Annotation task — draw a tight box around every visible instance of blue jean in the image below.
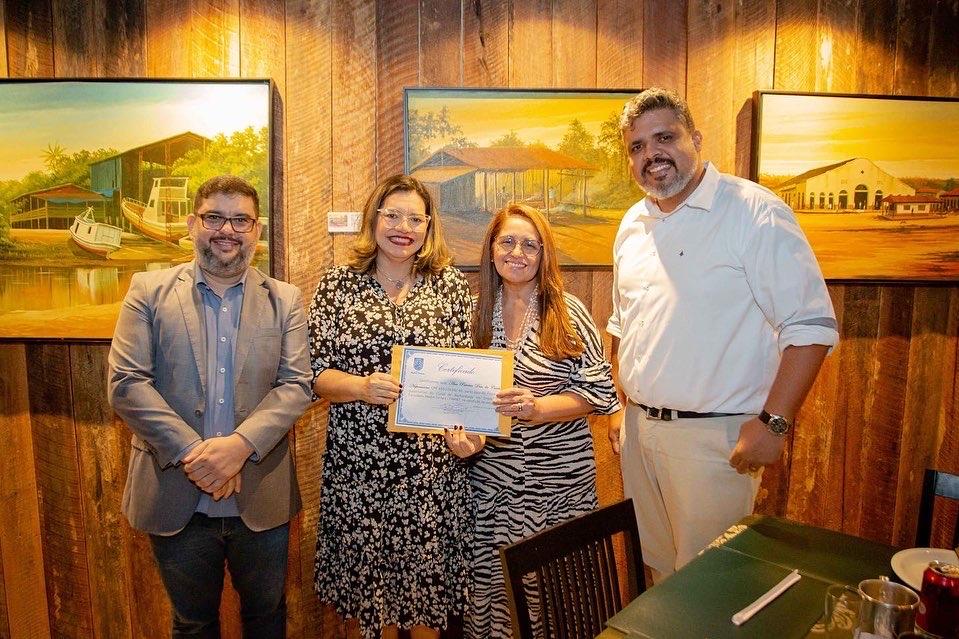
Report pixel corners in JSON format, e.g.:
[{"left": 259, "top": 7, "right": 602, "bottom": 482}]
[{"left": 150, "top": 514, "right": 289, "bottom": 638}]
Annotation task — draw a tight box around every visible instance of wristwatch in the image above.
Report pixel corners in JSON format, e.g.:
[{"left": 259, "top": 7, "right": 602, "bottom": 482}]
[{"left": 759, "top": 410, "right": 791, "bottom": 436}]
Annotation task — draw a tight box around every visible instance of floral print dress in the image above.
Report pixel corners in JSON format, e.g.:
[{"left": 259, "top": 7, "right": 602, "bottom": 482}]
[{"left": 308, "top": 265, "right": 474, "bottom": 638}]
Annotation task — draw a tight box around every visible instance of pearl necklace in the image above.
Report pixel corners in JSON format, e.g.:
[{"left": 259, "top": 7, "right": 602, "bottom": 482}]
[
  {"left": 501, "top": 284, "right": 539, "bottom": 351},
  {"left": 376, "top": 267, "right": 410, "bottom": 291}
]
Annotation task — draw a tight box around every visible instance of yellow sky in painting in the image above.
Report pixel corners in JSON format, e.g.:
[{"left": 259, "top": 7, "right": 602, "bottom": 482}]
[
  {"left": 408, "top": 91, "right": 631, "bottom": 151},
  {"left": 0, "top": 83, "right": 269, "bottom": 180},
  {"left": 758, "top": 94, "right": 959, "bottom": 179}
]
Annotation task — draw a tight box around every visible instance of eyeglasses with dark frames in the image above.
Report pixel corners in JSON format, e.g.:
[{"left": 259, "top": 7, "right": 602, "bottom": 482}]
[
  {"left": 377, "top": 208, "right": 431, "bottom": 230},
  {"left": 197, "top": 213, "right": 258, "bottom": 233},
  {"left": 495, "top": 235, "right": 542, "bottom": 257}
]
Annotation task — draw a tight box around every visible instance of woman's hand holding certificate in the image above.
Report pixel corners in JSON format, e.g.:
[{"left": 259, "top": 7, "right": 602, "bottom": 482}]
[
  {"left": 359, "top": 371, "right": 401, "bottom": 405},
  {"left": 493, "top": 387, "right": 538, "bottom": 421}
]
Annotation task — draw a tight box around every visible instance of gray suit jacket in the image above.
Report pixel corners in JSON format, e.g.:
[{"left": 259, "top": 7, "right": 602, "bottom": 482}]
[{"left": 108, "top": 262, "right": 312, "bottom": 534}]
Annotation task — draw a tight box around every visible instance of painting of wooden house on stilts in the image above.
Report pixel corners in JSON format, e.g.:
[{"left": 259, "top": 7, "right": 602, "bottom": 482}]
[
  {"left": 411, "top": 146, "right": 597, "bottom": 219},
  {"left": 9, "top": 184, "right": 107, "bottom": 230}
]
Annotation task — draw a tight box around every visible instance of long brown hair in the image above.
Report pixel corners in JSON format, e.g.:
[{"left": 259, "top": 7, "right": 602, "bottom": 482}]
[
  {"left": 473, "top": 204, "right": 583, "bottom": 361},
  {"left": 348, "top": 174, "right": 453, "bottom": 275}
]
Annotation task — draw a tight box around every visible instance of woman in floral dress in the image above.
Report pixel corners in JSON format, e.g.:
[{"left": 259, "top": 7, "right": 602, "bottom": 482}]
[
  {"left": 308, "top": 174, "right": 483, "bottom": 639},
  {"left": 467, "top": 204, "right": 620, "bottom": 639}
]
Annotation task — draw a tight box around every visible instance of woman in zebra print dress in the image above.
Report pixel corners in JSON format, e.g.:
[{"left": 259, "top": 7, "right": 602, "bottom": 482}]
[{"left": 466, "top": 204, "right": 620, "bottom": 639}]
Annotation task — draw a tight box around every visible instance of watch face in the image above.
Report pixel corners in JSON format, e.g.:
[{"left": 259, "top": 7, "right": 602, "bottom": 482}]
[{"left": 767, "top": 415, "right": 790, "bottom": 435}]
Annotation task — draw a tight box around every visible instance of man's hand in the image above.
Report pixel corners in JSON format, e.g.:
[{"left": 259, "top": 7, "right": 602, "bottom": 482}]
[
  {"left": 608, "top": 412, "right": 623, "bottom": 455},
  {"left": 183, "top": 434, "right": 254, "bottom": 492},
  {"left": 211, "top": 473, "right": 242, "bottom": 500},
  {"left": 729, "top": 417, "right": 786, "bottom": 474}
]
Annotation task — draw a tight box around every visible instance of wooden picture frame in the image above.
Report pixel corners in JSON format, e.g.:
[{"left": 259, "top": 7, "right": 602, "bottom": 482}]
[
  {"left": 0, "top": 79, "right": 273, "bottom": 340},
  {"left": 752, "top": 90, "right": 959, "bottom": 282},
  {"left": 404, "top": 87, "right": 641, "bottom": 268}
]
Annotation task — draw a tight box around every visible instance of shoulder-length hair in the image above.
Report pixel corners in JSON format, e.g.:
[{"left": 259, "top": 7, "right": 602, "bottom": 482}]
[
  {"left": 348, "top": 174, "right": 453, "bottom": 275},
  {"left": 473, "top": 204, "right": 583, "bottom": 361}
]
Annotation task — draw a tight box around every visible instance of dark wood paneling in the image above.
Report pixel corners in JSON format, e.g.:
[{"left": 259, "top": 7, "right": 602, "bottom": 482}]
[
  {"left": 191, "top": 0, "right": 240, "bottom": 77},
  {"left": 732, "top": 0, "right": 775, "bottom": 178},
  {"left": 596, "top": 0, "right": 642, "bottom": 90},
  {"left": 773, "top": 0, "right": 818, "bottom": 91},
  {"left": 5, "top": 0, "right": 54, "bottom": 76},
  {"left": 856, "top": 0, "right": 897, "bottom": 94},
  {"left": 834, "top": 285, "right": 880, "bottom": 536},
  {"left": 420, "top": 0, "right": 461, "bottom": 86},
  {"left": 510, "top": 0, "right": 552, "bottom": 87},
  {"left": 51, "top": 0, "right": 146, "bottom": 76},
  {"left": 376, "top": 0, "right": 418, "bottom": 177},
  {"left": 552, "top": 0, "right": 596, "bottom": 87},
  {"left": 892, "top": 0, "right": 932, "bottom": 95},
  {"left": 895, "top": 287, "right": 958, "bottom": 545},
  {"left": 27, "top": 343, "right": 93, "bottom": 638},
  {"left": 331, "top": 0, "right": 376, "bottom": 267},
  {"left": 0, "top": 344, "right": 51, "bottom": 639},
  {"left": 145, "top": 0, "right": 192, "bottom": 75},
  {"left": 928, "top": 0, "right": 959, "bottom": 96},
  {"left": 284, "top": 1, "right": 334, "bottom": 635},
  {"left": 464, "top": 0, "right": 509, "bottom": 87},
  {"left": 786, "top": 286, "right": 846, "bottom": 528},
  {"left": 642, "top": 0, "right": 685, "bottom": 93},
  {"left": 0, "top": 0, "right": 8, "bottom": 75},
  {"left": 688, "top": 0, "right": 736, "bottom": 172},
  {"left": 70, "top": 344, "right": 133, "bottom": 638}
]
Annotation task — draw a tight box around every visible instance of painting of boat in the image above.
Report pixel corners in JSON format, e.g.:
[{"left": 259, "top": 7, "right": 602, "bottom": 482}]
[
  {"left": 120, "top": 176, "right": 191, "bottom": 242},
  {"left": 69, "top": 207, "right": 122, "bottom": 257}
]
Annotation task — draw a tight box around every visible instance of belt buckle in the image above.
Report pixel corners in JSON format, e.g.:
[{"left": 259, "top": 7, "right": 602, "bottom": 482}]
[{"left": 645, "top": 406, "right": 672, "bottom": 421}]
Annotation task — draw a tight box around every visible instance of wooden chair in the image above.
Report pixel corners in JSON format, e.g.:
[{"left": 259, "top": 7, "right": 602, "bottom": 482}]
[
  {"left": 915, "top": 468, "right": 959, "bottom": 547},
  {"left": 499, "top": 499, "right": 646, "bottom": 639}
]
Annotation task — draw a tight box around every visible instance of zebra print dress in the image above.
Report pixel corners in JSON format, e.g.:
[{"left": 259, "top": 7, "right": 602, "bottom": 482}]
[{"left": 465, "top": 292, "right": 620, "bottom": 639}]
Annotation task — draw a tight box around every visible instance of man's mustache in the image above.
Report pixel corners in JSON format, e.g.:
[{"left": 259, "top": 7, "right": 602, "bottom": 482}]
[{"left": 644, "top": 157, "right": 675, "bottom": 172}]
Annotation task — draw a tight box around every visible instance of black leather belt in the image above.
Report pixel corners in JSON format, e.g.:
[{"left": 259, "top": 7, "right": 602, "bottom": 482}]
[{"left": 630, "top": 399, "right": 744, "bottom": 421}]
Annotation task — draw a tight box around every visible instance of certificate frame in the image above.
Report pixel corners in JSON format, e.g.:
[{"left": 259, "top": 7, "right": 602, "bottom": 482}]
[{"left": 388, "top": 345, "right": 514, "bottom": 437}]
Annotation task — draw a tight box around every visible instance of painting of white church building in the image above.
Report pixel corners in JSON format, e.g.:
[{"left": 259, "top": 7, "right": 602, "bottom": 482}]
[{"left": 775, "top": 157, "right": 914, "bottom": 211}]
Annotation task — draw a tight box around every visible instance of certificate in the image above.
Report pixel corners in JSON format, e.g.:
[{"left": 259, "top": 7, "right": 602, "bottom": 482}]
[{"left": 387, "top": 345, "right": 514, "bottom": 437}]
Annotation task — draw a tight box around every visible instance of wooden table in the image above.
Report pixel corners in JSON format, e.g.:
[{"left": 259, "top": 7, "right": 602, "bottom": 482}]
[{"left": 599, "top": 515, "right": 900, "bottom": 639}]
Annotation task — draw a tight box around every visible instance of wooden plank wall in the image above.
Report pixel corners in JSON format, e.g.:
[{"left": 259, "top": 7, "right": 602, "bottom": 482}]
[{"left": 1, "top": 0, "right": 957, "bottom": 636}]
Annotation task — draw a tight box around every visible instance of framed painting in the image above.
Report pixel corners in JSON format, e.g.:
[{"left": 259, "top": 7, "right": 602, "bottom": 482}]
[
  {"left": 404, "top": 87, "right": 642, "bottom": 267},
  {"left": 752, "top": 91, "right": 959, "bottom": 281},
  {"left": 0, "top": 79, "right": 272, "bottom": 339}
]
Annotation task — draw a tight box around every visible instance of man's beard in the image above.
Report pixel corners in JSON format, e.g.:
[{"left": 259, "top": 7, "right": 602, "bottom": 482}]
[
  {"left": 196, "top": 238, "right": 253, "bottom": 279},
  {"left": 642, "top": 158, "right": 696, "bottom": 200}
]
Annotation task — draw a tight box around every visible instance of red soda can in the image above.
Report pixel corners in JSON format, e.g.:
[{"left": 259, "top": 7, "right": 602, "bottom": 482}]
[{"left": 917, "top": 561, "right": 959, "bottom": 638}]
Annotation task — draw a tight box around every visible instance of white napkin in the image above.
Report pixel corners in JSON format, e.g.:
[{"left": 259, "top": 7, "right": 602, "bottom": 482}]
[{"left": 731, "top": 569, "right": 802, "bottom": 626}]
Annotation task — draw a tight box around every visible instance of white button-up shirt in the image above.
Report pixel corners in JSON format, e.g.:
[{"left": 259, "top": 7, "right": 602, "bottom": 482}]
[{"left": 607, "top": 162, "right": 838, "bottom": 414}]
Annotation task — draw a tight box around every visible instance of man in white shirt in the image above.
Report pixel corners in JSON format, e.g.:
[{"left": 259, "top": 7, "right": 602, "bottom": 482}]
[{"left": 607, "top": 87, "right": 838, "bottom": 581}]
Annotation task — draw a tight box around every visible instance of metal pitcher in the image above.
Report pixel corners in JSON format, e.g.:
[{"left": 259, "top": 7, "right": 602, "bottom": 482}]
[{"left": 854, "top": 576, "right": 920, "bottom": 639}]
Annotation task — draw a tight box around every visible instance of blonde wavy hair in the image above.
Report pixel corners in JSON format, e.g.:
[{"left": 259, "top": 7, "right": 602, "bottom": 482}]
[{"left": 348, "top": 174, "right": 453, "bottom": 275}]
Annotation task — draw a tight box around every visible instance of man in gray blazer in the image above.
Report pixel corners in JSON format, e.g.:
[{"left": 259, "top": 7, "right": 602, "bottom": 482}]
[{"left": 108, "top": 175, "right": 312, "bottom": 638}]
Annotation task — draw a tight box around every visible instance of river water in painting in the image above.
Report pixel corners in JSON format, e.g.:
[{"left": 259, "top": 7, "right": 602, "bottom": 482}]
[{"left": 0, "top": 229, "right": 267, "bottom": 339}]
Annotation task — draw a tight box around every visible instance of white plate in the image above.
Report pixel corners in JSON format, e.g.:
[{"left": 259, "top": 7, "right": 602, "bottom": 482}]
[{"left": 890, "top": 547, "right": 958, "bottom": 589}]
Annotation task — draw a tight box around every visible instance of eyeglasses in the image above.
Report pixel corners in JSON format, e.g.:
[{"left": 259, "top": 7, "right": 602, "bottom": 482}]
[
  {"left": 197, "top": 213, "right": 258, "bottom": 233},
  {"left": 495, "top": 235, "right": 542, "bottom": 257},
  {"left": 377, "top": 208, "right": 430, "bottom": 230}
]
